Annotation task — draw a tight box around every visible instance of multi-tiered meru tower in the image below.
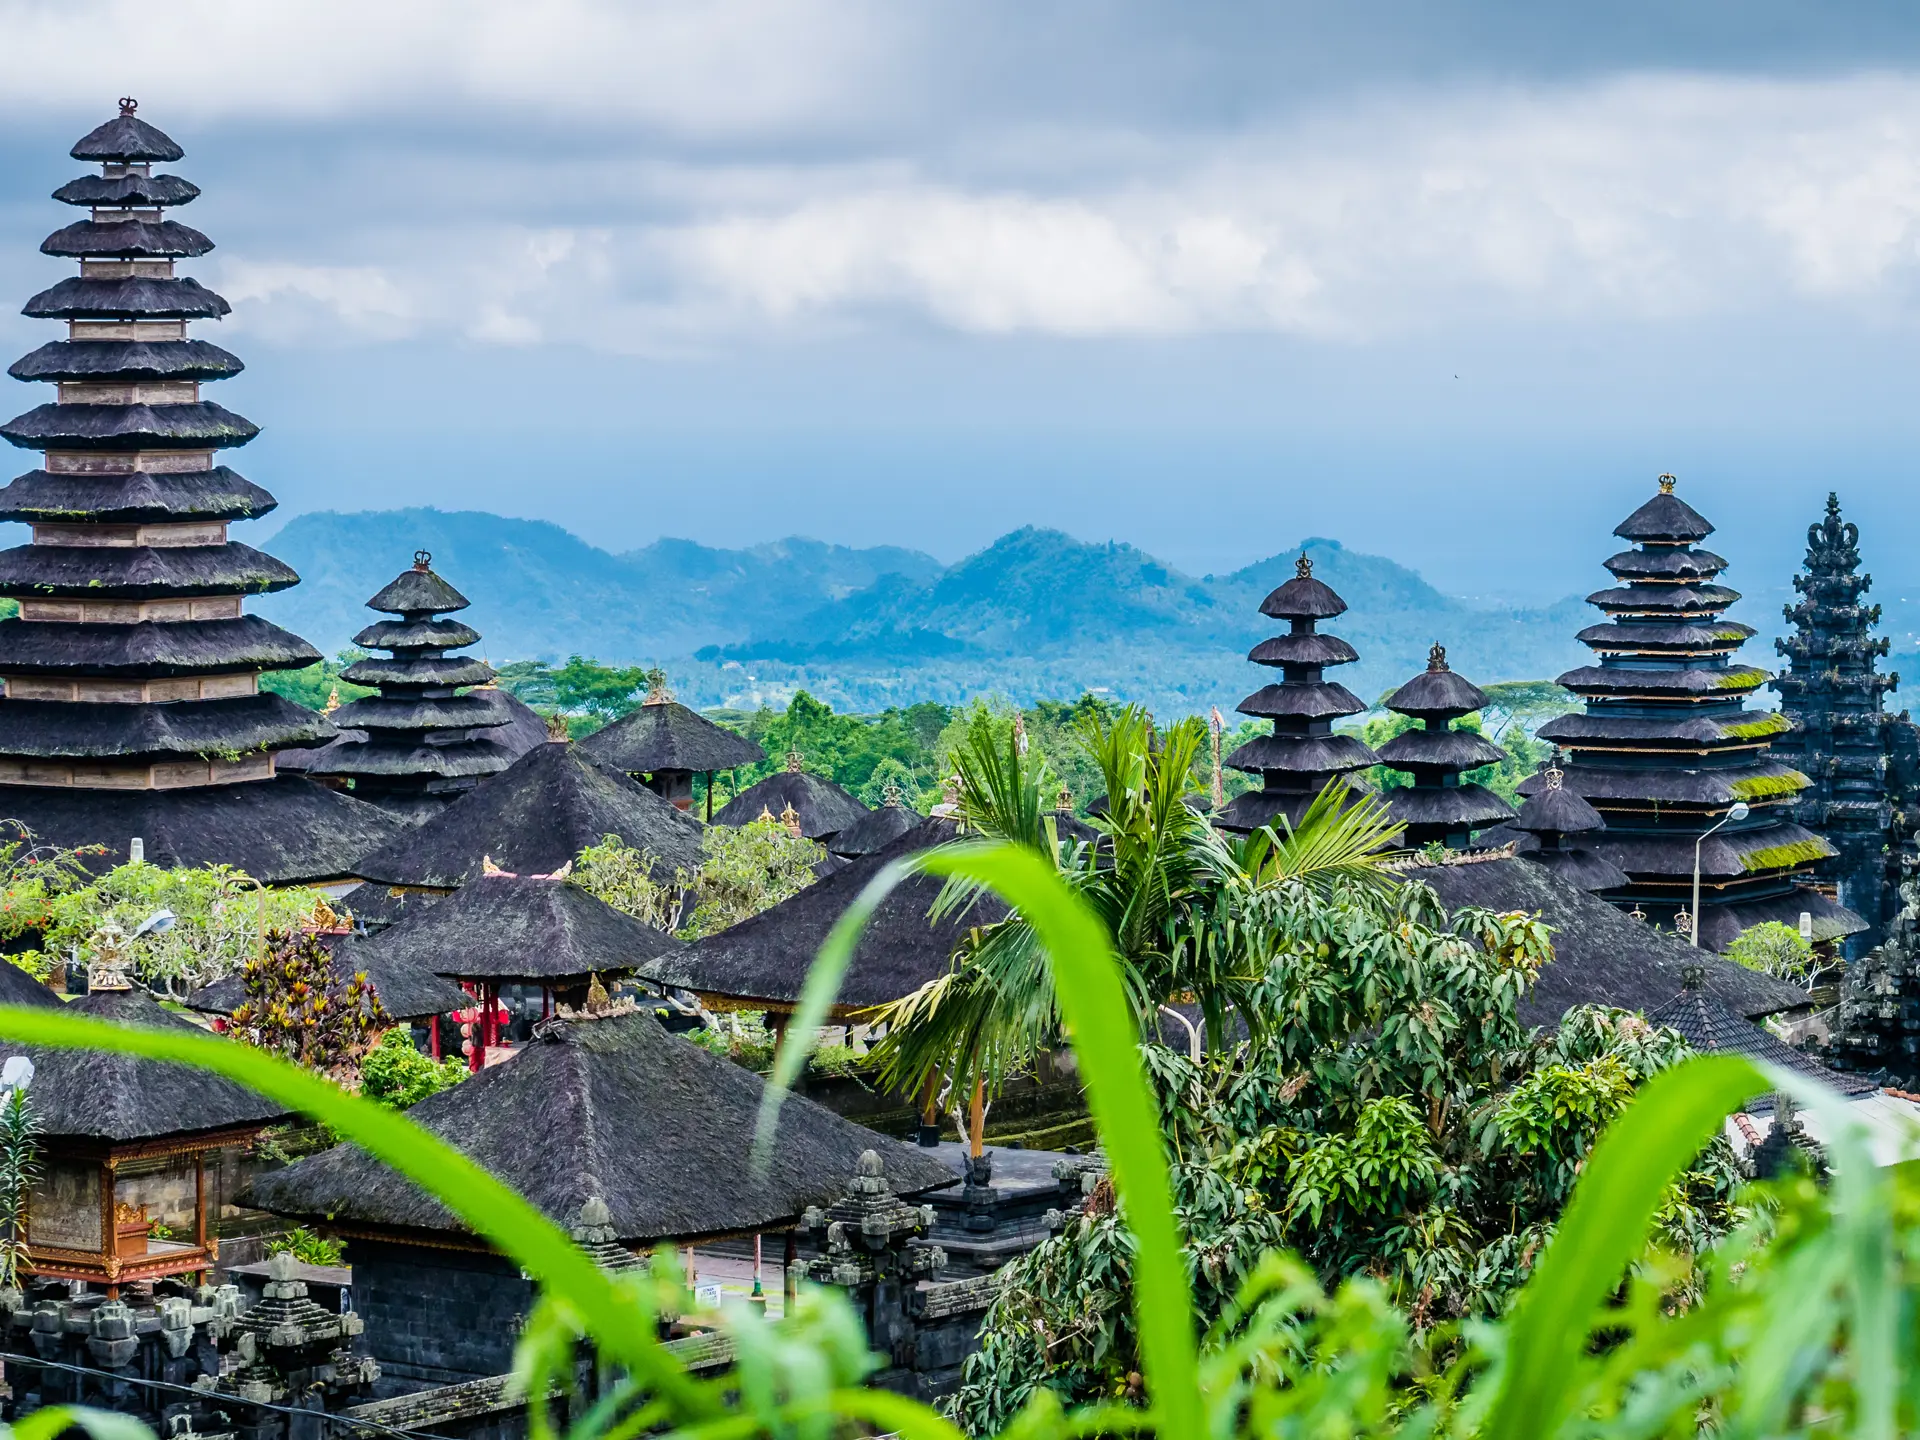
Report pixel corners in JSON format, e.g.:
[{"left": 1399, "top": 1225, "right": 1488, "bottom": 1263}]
[
  {"left": 0, "top": 103, "right": 398, "bottom": 881},
  {"left": 1530, "top": 476, "right": 1863, "bottom": 951},
  {"left": 298, "top": 553, "right": 517, "bottom": 820},
  {"left": 1770, "top": 494, "right": 1920, "bottom": 946},
  {"left": 1217, "top": 554, "right": 1378, "bottom": 833},
  {"left": 1378, "top": 644, "right": 1514, "bottom": 849}
]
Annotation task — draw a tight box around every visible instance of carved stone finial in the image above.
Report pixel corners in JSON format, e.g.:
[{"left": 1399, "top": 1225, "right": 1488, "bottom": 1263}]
[
  {"left": 86, "top": 918, "right": 134, "bottom": 992},
  {"left": 641, "top": 670, "right": 673, "bottom": 705},
  {"left": 857, "top": 1149, "right": 884, "bottom": 1178},
  {"left": 321, "top": 686, "right": 340, "bottom": 716},
  {"left": 882, "top": 778, "right": 905, "bottom": 809},
  {"left": 1542, "top": 763, "right": 1564, "bottom": 792},
  {"left": 1681, "top": 964, "right": 1705, "bottom": 991},
  {"left": 786, "top": 748, "right": 803, "bottom": 773},
  {"left": 1427, "top": 642, "right": 1448, "bottom": 672},
  {"left": 1295, "top": 552, "right": 1313, "bottom": 579},
  {"left": 413, "top": 549, "right": 432, "bottom": 571},
  {"left": 545, "top": 713, "right": 571, "bottom": 742},
  {"left": 1658, "top": 473, "right": 1677, "bottom": 494},
  {"left": 1056, "top": 783, "right": 1073, "bottom": 814},
  {"left": 119, "top": 97, "right": 138, "bottom": 118}
]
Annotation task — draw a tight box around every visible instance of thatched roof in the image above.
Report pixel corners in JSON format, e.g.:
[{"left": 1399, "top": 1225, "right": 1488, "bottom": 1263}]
[
  {"left": 0, "top": 963, "right": 60, "bottom": 1011},
  {"left": 52, "top": 173, "right": 200, "bottom": 207},
  {"left": 0, "top": 465, "right": 272, "bottom": 524},
  {"left": 71, "top": 113, "right": 184, "bottom": 163},
  {"left": 0, "top": 400, "right": 258, "bottom": 450},
  {"left": 1645, "top": 985, "right": 1871, "bottom": 1095},
  {"left": 0, "top": 616, "right": 317, "bottom": 676},
  {"left": 491, "top": 691, "right": 553, "bottom": 759},
  {"left": 336, "top": 882, "right": 443, "bottom": 933},
  {"left": 248, "top": 1010, "right": 955, "bottom": 1245},
  {"left": 187, "top": 936, "right": 469, "bottom": 1024},
  {"left": 0, "top": 693, "right": 334, "bottom": 760},
  {"left": 0, "top": 541, "right": 298, "bottom": 599},
  {"left": 712, "top": 770, "right": 869, "bottom": 841},
  {"left": 648, "top": 818, "right": 997, "bottom": 1014},
  {"left": 2, "top": 988, "right": 289, "bottom": 1144},
  {"left": 360, "top": 873, "right": 683, "bottom": 984},
  {"left": 9, "top": 339, "right": 241, "bottom": 383},
  {"left": 580, "top": 701, "right": 764, "bottom": 776},
  {"left": 367, "top": 567, "right": 469, "bottom": 617},
  {"left": 1414, "top": 856, "right": 1810, "bottom": 1027},
  {"left": 22, "top": 276, "right": 229, "bottom": 320},
  {"left": 352, "top": 742, "right": 703, "bottom": 890},
  {"left": 41, "top": 218, "right": 213, "bottom": 259},
  {"left": 0, "top": 775, "right": 405, "bottom": 885},
  {"left": 1615, "top": 488, "right": 1714, "bottom": 543},
  {"left": 829, "top": 802, "right": 921, "bottom": 859}
]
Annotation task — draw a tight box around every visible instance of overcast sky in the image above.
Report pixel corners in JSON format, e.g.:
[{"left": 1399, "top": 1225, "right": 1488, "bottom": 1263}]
[{"left": 5, "top": 1, "right": 1920, "bottom": 600}]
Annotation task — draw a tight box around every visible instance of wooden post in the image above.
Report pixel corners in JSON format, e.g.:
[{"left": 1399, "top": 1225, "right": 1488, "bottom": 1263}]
[
  {"left": 704, "top": 772, "right": 714, "bottom": 823},
  {"left": 195, "top": 1153, "right": 208, "bottom": 1282},
  {"left": 968, "top": 1077, "right": 986, "bottom": 1158},
  {"left": 783, "top": 1228, "right": 798, "bottom": 1307},
  {"left": 429, "top": 1014, "right": 440, "bottom": 1060},
  {"left": 101, "top": 1159, "right": 117, "bottom": 1299}
]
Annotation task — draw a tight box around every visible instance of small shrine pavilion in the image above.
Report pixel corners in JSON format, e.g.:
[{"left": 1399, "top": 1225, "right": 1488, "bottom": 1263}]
[
  {"left": 357, "top": 870, "right": 685, "bottom": 1067},
  {"left": 14, "top": 981, "right": 288, "bottom": 1296},
  {"left": 829, "top": 780, "right": 922, "bottom": 860},
  {"left": 1531, "top": 476, "right": 1864, "bottom": 951},
  {"left": 0, "top": 103, "right": 398, "bottom": 882},
  {"left": 647, "top": 818, "right": 1000, "bottom": 1019},
  {"left": 1217, "top": 555, "right": 1379, "bottom": 833},
  {"left": 1771, "top": 494, "right": 1920, "bottom": 946},
  {"left": 1501, "top": 757, "right": 1629, "bottom": 893},
  {"left": 249, "top": 1008, "right": 954, "bottom": 1388},
  {"left": 1378, "top": 644, "right": 1514, "bottom": 848},
  {"left": 287, "top": 553, "right": 516, "bottom": 819},
  {"left": 579, "top": 675, "right": 764, "bottom": 817},
  {"left": 712, "top": 751, "right": 870, "bottom": 844},
  {"left": 351, "top": 739, "right": 703, "bottom": 893}
]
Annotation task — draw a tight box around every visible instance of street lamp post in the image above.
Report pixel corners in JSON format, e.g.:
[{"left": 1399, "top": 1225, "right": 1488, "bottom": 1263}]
[{"left": 1690, "top": 801, "right": 1751, "bottom": 948}]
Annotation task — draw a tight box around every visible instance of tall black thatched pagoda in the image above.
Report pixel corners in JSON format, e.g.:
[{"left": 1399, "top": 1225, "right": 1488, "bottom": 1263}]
[
  {"left": 1770, "top": 494, "right": 1920, "bottom": 946},
  {"left": 295, "top": 552, "right": 516, "bottom": 819},
  {"left": 1217, "top": 554, "right": 1378, "bottom": 833},
  {"left": 1378, "top": 644, "right": 1514, "bottom": 848},
  {"left": 0, "top": 102, "right": 398, "bottom": 881},
  {"left": 1531, "top": 476, "right": 1864, "bottom": 951}
]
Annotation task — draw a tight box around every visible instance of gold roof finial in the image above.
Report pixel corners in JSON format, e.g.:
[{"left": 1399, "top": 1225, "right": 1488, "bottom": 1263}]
[
  {"left": 642, "top": 670, "right": 673, "bottom": 706},
  {"left": 545, "top": 713, "right": 571, "bottom": 742},
  {"left": 882, "top": 778, "right": 905, "bottom": 809},
  {"left": 1658, "top": 473, "right": 1677, "bottom": 495},
  {"left": 1056, "top": 783, "right": 1073, "bottom": 814},
  {"left": 779, "top": 802, "right": 802, "bottom": 838},
  {"left": 1427, "top": 642, "right": 1448, "bottom": 672},
  {"left": 1012, "top": 712, "right": 1028, "bottom": 757},
  {"left": 1295, "top": 552, "right": 1313, "bottom": 579},
  {"left": 785, "top": 748, "right": 803, "bottom": 773},
  {"left": 322, "top": 686, "right": 340, "bottom": 715},
  {"left": 86, "top": 917, "right": 135, "bottom": 993}
]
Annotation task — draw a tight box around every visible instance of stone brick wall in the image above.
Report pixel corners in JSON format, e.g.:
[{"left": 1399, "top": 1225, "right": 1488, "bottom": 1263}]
[{"left": 351, "top": 1240, "right": 534, "bottom": 1392}]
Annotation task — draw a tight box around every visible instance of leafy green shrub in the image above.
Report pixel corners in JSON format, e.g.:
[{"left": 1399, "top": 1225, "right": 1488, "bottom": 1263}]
[
  {"left": 360, "top": 1028, "right": 468, "bottom": 1108},
  {"left": 229, "top": 931, "right": 386, "bottom": 1083},
  {"left": 571, "top": 835, "right": 688, "bottom": 933},
  {"left": 266, "top": 1226, "right": 345, "bottom": 1267},
  {"left": 1726, "top": 919, "right": 1816, "bottom": 984},
  {"left": 682, "top": 816, "right": 823, "bottom": 938}
]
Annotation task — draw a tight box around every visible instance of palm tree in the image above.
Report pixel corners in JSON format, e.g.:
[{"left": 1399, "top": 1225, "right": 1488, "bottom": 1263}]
[{"left": 867, "top": 704, "right": 1405, "bottom": 1155}]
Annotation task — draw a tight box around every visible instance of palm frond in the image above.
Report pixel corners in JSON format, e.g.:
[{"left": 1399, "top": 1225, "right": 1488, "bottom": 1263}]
[{"left": 1251, "top": 780, "right": 1406, "bottom": 897}]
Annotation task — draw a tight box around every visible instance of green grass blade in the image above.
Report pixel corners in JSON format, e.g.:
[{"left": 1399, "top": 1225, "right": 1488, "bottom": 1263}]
[
  {"left": 759, "top": 841, "right": 1203, "bottom": 1436},
  {"left": 1484, "top": 1052, "right": 1767, "bottom": 1440},
  {"left": 0, "top": 1004, "right": 713, "bottom": 1419},
  {"left": 9, "top": 1405, "right": 153, "bottom": 1440}
]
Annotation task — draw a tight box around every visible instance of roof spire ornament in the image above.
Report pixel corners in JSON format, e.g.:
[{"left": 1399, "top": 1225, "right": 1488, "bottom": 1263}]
[
  {"left": 118, "top": 96, "right": 137, "bottom": 117},
  {"left": 1209, "top": 705, "right": 1225, "bottom": 810},
  {"left": 786, "top": 748, "right": 803, "bottom": 774},
  {"left": 882, "top": 777, "right": 905, "bottom": 809},
  {"left": 1427, "top": 642, "right": 1448, "bottom": 672},
  {"left": 1295, "top": 552, "right": 1313, "bottom": 578},
  {"left": 1658, "top": 472, "right": 1677, "bottom": 494},
  {"left": 413, "top": 549, "right": 432, "bottom": 572},
  {"left": 641, "top": 669, "right": 673, "bottom": 706}
]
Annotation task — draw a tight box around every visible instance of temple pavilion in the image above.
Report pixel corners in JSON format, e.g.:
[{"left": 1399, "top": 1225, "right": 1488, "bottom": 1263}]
[
  {"left": 1378, "top": 644, "right": 1514, "bottom": 848},
  {"left": 289, "top": 553, "right": 517, "bottom": 819},
  {"left": 351, "top": 738, "right": 703, "bottom": 894},
  {"left": 713, "top": 750, "right": 870, "bottom": 844},
  {"left": 579, "top": 674, "right": 764, "bottom": 817},
  {"left": 1501, "top": 757, "right": 1629, "bottom": 894},
  {"left": 829, "top": 780, "right": 922, "bottom": 859},
  {"left": 1530, "top": 476, "right": 1865, "bottom": 950},
  {"left": 0, "top": 103, "right": 397, "bottom": 882},
  {"left": 1770, "top": 494, "right": 1919, "bottom": 946},
  {"left": 1217, "top": 554, "right": 1379, "bottom": 832}
]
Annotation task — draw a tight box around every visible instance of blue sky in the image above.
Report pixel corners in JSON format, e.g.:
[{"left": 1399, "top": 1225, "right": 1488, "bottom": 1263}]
[{"left": 5, "top": 1, "right": 1920, "bottom": 606}]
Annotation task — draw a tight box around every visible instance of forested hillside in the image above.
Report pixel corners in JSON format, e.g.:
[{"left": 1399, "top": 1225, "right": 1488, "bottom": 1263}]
[{"left": 257, "top": 509, "right": 1591, "bottom": 715}]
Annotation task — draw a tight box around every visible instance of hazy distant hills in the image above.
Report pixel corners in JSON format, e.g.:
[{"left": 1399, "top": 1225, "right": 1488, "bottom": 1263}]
[{"left": 257, "top": 508, "right": 1596, "bottom": 715}]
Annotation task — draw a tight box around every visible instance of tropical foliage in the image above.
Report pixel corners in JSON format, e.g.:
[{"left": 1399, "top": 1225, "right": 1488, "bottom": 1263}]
[
  {"left": 0, "top": 843, "right": 1908, "bottom": 1440},
  {"left": 570, "top": 817, "right": 823, "bottom": 940},
  {"left": 360, "top": 1027, "right": 468, "bottom": 1108},
  {"left": 1726, "top": 918, "right": 1817, "bottom": 985},
  {"left": 0, "top": 824, "right": 107, "bottom": 981},
  {"left": 0, "top": 1083, "right": 40, "bottom": 1290},
  {"left": 228, "top": 931, "right": 388, "bottom": 1083}
]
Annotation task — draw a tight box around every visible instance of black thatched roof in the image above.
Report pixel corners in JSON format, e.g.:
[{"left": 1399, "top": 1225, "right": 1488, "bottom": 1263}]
[
  {"left": 0, "top": 692, "right": 333, "bottom": 759},
  {"left": 492, "top": 691, "right": 553, "bottom": 759},
  {"left": 330, "top": 692, "right": 510, "bottom": 734},
  {"left": 1414, "top": 856, "right": 1810, "bottom": 1027},
  {"left": 4, "top": 987, "right": 288, "bottom": 1144},
  {"left": 1588, "top": 823, "right": 1836, "bottom": 885},
  {"left": 0, "top": 401, "right": 257, "bottom": 451},
  {"left": 0, "top": 466, "right": 273, "bottom": 523},
  {"left": 187, "top": 936, "right": 469, "bottom": 1024},
  {"left": 1645, "top": 986, "right": 1871, "bottom": 1095},
  {"left": 41, "top": 218, "right": 214, "bottom": 259},
  {"left": 829, "top": 801, "right": 922, "bottom": 859},
  {"left": 52, "top": 173, "right": 200, "bottom": 207},
  {"left": 1517, "top": 760, "right": 1809, "bottom": 810},
  {"left": 367, "top": 567, "right": 469, "bottom": 616},
  {"left": 1258, "top": 566, "right": 1346, "bottom": 620},
  {"left": 1216, "top": 786, "right": 1333, "bottom": 833},
  {"left": 352, "top": 742, "right": 704, "bottom": 890},
  {"left": 1384, "top": 784, "right": 1513, "bottom": 829},
  {"left": 362, "top": 873, "right": 683, "bottom": 984},
  {"left": 336, "top": 882, "right": 443, "bottom": 933},
  {"left": 1247, "top": 632, "right": 1359, "bottom": 667},
  {"left": 353, "top": 617, "right": 482, "bottom": 652},
  {"left": 0, "top": 542, "right": 299, "bottom": 599},
  {"left": 1703, "top": 888, "right": 1866, "bottom": 950},
  {"left": 0, "top": 616, "right": 317, "bottom": 676},
  {"left": 1512, "top": 781, "right": 1606, "bottom": 836},
  {"left": 305, "top": 736, "right": 519, "bottom": 783},
  {"left": 0, "top": 962, "right": 60, "bottom": 1011},
  {"left": 1614, "top": 488, "right": 1714, "bottom": 543},
  {"left": 71, "top": 113, "right": 185, "bottom": 163},
  {"left": 1555, "top": 664, "right": 1768, "bottom": 699},
  {"left": 340, "top": 655, "right": 493, "bottom": 689},
  {"left": 651, "top": 818, "right": 997, "bottom": 1013},
  {"left": 1604, "top": 547, "right": 1728, "bottom": 580},
  {"left": 580, "top": 701, "right": 764, "bottom": 776},
  {"left": 1576, "top": 621, "right": 1755, "bottom": 651},
  {"left": 1235, "top": 680, "right": 1365, "bottom": 720},
  {"left": 1527, "top": 845, "right": 1632, "bottom": 892},
  {"left": 23, "top": 275, "right": 230, "bottom": 320},
  {"left": 712, "top": 770, "right": 869, "bottom": 841},
  {"left": 9, "top": 339, "right": 242, "bottom": 383},
  {"left": 1537, "top": 711, "right": 1790, "bottom": 748},
  {"left": 248, "top": 1010, "right": 955, "bottom": 1244},
  {"left": 1583, "top": 584, "right": 1741, "bottom": 616},
  {"left": 1384, "top": 654, "right": 1489, "bottom": 719},
  {"left": 1375, "top": 729, "right": 1505, "bottom": 772},
  {"left": 1225, "top": 732, "right": 1378, "bottom": 775},
  {"left": 0, "top": 775, "right": 405, "bottom": 884}
]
